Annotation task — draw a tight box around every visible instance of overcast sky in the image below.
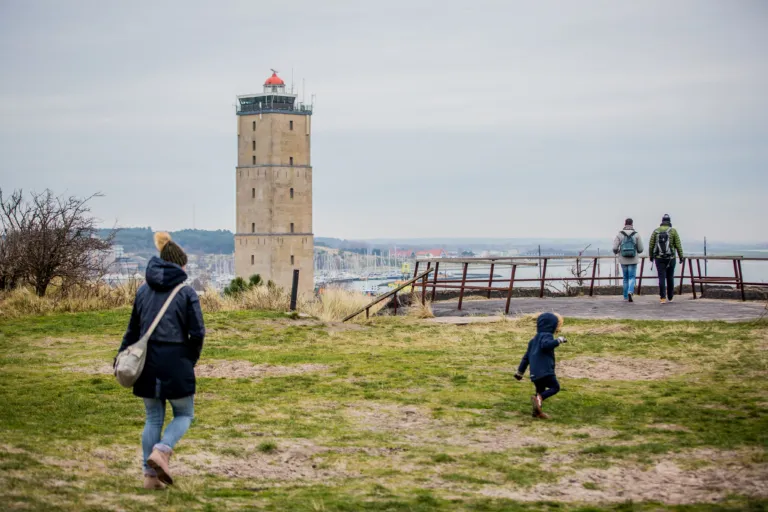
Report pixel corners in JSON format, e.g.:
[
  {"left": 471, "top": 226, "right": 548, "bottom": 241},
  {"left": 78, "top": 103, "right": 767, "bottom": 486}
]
[{"left": 1, "top": 1, "right": 766, "bottom": 243}]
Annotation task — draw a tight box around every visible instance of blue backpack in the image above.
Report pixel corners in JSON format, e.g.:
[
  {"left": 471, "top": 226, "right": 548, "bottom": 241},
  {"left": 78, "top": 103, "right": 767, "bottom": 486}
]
[{"left": 620, "top": 231, "right": 637, "bottom": 258}]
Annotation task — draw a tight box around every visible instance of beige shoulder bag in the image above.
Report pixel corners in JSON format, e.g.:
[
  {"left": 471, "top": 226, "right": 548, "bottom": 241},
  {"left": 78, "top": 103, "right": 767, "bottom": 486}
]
[{"left": 114, "top": 282, "right": 186, "bottom": 388}]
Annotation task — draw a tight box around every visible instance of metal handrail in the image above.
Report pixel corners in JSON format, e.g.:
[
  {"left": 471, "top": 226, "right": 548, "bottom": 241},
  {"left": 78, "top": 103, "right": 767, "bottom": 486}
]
[
  {"left": 342, "top": 267, "right": 434, "bottom": 322},
  {"left": 410, "top": 256, "right": 766, "bottom": 311},
  {"left": 417, "top": 255, "right": 768, "bottom": 262}
]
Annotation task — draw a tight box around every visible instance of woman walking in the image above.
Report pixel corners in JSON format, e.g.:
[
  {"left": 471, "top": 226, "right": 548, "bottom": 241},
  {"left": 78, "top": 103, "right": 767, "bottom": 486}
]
[
  {"left": 612, "top": 218, "right": 644, "bottom": 302},
  {"left": 117, "top": 232, "right": 205, "bottom": 489}
]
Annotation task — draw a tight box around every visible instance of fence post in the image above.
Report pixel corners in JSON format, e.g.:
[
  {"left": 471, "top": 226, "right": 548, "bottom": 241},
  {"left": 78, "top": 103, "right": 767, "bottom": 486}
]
[
  {"left": 422, "top": 262, "right": 431, "bottom": 305},
  {"left": 431, "top": 262, "right": 440, "bottom": 302},
  {"left": 486, "top": 263, "right": 495, "bottom": 299},
  {"left": 412, "top": 261, "right": 420, "bottom": 282},
  {"left": 737, "top": 259, "right": 746, "bottom": 301},
  {"left": 637, "top": 257, "right": 645, "bottom": 295},
  {"left": 678, "top": 258, "right": 686, "bottom": 296},
  {"left": 589, "top": 258, "right": 598, "bottom": 297},
  {"left": 505, "top": 264, "right": 517, "bottom": 315},
  {"left": 458, "top": 262, "right": 469, "bottom": 310},
  {"left": 539, "top": 258, "right": 548, "bottom": 298},
  {"left": 688, "top": 259, "right": 697, "bottom": 299},
  {"left": 696, "top": 258, "right": 704, "bottom": 297},
  {"left": 290, "top": 269, "right": 299, "bottom": 311}
]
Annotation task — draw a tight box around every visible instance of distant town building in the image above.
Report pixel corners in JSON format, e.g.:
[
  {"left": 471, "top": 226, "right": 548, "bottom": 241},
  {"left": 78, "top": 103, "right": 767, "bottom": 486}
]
[
  {"left": 234, "top": 70, "right": 314, "bottom": 294},
  {"left": 415, "top": 249, "right": 448, "bottom": 259}
]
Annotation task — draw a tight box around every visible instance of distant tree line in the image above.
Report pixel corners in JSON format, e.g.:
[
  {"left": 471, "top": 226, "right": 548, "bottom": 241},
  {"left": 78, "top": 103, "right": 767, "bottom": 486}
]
[{"left": 100, "top": 227, "right": 235, "bottom": 255}]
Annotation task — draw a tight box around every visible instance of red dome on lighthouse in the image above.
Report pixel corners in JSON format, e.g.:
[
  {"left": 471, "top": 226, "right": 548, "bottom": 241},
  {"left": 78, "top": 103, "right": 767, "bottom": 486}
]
[{"left": 264, "top": 71, "right": 285, "bottom": 86}]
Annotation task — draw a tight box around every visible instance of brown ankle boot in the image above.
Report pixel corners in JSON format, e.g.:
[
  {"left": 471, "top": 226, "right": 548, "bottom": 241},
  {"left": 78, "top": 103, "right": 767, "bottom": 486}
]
[
  {"left": 536, "top": 412, "right": 551, "bottom": 420},
  {"left": 147, "top": 447, "right": 173, "bottom": 485},
  {"left": 531, "top": 395, "right": 541, "bottom": 415},
  {"left": 143, "top": 475, "right": 166, "bottom": 490}
]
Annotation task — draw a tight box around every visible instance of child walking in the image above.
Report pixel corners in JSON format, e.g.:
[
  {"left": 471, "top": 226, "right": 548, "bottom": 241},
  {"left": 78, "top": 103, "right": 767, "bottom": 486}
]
[{"left": 514, "top": 312, "right": 567, "bottom": 419}]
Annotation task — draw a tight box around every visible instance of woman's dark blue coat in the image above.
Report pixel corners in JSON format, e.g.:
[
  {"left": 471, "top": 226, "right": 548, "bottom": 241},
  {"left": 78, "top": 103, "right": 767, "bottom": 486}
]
[{"left": 118, "top": 257, "right": 205, "bottom": 399}]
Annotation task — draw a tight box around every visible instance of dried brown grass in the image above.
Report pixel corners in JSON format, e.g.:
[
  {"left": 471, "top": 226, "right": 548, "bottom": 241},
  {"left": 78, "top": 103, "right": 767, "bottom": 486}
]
[
  {"left": 1, "top": 281, "right": 379, "bottom": 323},
  {"left": 0, "top": 281, "right": 139, "bottom": 318},
  {"left": 407, "top": 294, "right": 435, "bottom": 319},
  {"left": 202, "top": 285, "right": 377, "bottom": 322}
]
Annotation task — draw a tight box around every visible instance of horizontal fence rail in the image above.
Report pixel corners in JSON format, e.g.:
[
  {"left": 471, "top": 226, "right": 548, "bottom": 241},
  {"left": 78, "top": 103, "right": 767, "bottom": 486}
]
[{"left": 410, "top": 256, "right": 768, "bottom": 313}]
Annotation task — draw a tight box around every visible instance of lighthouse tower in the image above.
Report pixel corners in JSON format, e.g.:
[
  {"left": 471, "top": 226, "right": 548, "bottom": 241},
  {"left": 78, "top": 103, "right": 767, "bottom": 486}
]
[{"left": 234, "top": 71, "right": 314, "bottom": 294}]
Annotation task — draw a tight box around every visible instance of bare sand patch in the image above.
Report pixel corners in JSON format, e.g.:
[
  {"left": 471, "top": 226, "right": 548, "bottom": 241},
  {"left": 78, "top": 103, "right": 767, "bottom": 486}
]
[
  {"left": 558, "top": 356, "right": 684, "bottom": 381},
  {"left": 61, "top": 361, "right": 330, "bottom": 379},
  {"left": 175, "top": 440, "right": 354, "bottom": 482},
  {"left": 343, "top": 402, "right": 545, "bottom": 451},
  {"left": 345, "top": 403, "right": 434, "bottom": 436},
  {"left": 481, "top": 457, "right": 768, "bottom": 504},
  {"left": 195, "top": 361, "right": 329, "bottom": 379},
  {"left": 565, "top": 427, "right": 618, "bottom": 439}
]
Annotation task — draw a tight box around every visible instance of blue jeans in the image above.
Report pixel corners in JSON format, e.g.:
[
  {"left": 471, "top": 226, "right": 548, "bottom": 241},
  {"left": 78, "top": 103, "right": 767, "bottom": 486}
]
[
  {"left": 621, "top": 264, "right": 637, "bottom": 299},
  {"left": 142, "top": 396, "right": 194, "bottom": 475}
]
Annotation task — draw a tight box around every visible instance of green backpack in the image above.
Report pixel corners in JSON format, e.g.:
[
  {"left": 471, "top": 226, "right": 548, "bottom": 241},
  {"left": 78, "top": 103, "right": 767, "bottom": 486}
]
[{"left": 620, "top": 231, "right": 637, "bottom": 258}]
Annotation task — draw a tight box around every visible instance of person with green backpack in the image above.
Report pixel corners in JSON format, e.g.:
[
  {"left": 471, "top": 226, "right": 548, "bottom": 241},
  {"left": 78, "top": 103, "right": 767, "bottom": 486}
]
[
  {"left": 648, "top": 214, "right": 684, "bottom": 304},
  {"left": 612, "top": 218, "right": 644, "bottom": 302}
]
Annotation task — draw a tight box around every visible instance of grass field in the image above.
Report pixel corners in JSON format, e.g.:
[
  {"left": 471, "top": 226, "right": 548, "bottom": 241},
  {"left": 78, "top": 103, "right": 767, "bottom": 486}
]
[{"left": 1, "top": 308, "right": 767, "bottom": 511}]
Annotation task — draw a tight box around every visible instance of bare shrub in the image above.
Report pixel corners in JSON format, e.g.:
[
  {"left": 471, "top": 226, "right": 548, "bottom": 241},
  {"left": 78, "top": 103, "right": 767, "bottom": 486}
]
[{"left": 0, "top": 189, "right": 116, "bottom": 296}]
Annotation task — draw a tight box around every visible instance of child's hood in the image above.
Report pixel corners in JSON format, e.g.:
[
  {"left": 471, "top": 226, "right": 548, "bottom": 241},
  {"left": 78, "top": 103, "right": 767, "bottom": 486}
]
[{"left": 536, "top": 312, "right": 560, "bottom": 334}]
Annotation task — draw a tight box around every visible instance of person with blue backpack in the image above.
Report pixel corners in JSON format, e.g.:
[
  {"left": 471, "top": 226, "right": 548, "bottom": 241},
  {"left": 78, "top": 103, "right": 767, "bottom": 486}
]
[
  {"left": 612, "top": 218, "right": 645, "bottom": 302},
  {"left": 648, "top": 214, "right": 684, "bottom": 304}
]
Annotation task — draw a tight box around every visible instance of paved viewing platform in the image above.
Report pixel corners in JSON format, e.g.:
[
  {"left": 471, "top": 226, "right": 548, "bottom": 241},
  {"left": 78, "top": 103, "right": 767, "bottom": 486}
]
[{"left": 430, "top": 295, "right": 767, "bottom": 322}]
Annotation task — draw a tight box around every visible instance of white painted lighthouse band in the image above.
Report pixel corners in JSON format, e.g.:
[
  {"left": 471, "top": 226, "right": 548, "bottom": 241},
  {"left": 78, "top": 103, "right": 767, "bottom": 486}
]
[{"left": 234, "top": 70, "right": 314, "bottom": 294}]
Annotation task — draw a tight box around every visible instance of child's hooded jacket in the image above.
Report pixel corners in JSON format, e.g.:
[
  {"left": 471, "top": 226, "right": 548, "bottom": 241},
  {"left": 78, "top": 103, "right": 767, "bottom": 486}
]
[{"left": 517, "top": 312, "right": 562, "bottom": 381}]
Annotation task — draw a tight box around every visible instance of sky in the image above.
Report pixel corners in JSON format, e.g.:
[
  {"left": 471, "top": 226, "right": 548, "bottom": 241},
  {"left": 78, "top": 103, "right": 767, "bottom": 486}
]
[{"left": 1, "top": 1, "right": 767, "bottom": 243}]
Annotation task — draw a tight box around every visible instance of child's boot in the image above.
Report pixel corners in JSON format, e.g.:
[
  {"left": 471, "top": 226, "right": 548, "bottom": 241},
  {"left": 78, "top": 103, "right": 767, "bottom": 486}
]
[{"left": 531, "top": 395, "right": 542, "bottom": 415}]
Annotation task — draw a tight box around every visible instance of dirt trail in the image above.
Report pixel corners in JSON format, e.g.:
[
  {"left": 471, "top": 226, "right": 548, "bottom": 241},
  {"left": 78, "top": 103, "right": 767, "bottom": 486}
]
[{"left": 558, "top": 356, "right": 684, "bottom": 380}]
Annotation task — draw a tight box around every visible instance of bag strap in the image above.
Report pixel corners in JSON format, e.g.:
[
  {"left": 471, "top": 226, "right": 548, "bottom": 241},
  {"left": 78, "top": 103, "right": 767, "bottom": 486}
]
[{"left": 144, "top": 282, "right": 186, "bottom": 342}]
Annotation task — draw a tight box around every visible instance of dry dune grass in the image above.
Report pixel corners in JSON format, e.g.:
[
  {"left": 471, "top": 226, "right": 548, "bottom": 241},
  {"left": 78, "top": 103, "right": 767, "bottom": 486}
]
[
  {"left": 196, "top": 285, "right": 382, "bottom": 322},
  {"left": 407, "top": 294, "right": 435, "bottom": 319},
  {"left": 0, "top": 282, "right": 138, "bottom": 318},
  {"left": 1, "top": 282, "right": 380, "bottom": 323}
]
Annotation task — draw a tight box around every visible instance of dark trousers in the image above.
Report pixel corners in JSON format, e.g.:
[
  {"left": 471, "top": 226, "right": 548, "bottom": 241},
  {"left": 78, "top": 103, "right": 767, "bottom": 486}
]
[
  {"left": 533, "top": 375, "right": 560, "bottom": 401},
  {"left": 655, "top": 258, "right": 676, "bottom": 299}
]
